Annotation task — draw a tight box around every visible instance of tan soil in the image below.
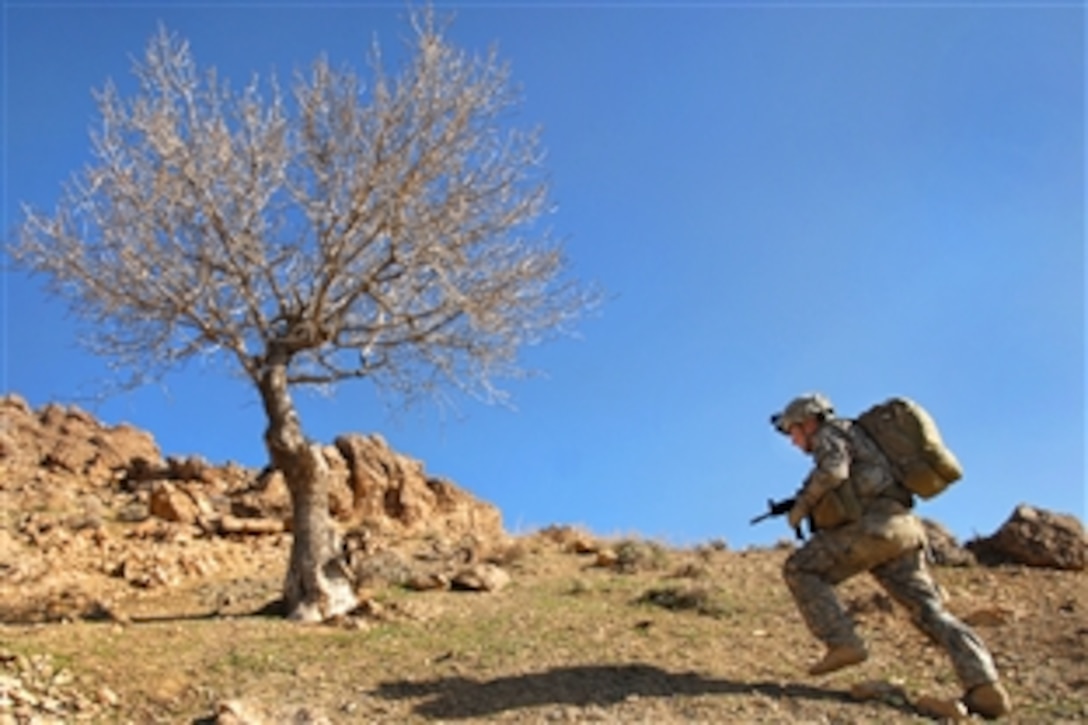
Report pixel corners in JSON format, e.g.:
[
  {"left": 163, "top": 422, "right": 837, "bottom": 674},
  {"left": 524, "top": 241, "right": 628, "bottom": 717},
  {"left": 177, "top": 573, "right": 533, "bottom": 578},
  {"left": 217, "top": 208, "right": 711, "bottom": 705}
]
[
  {"left": 0, "top": 399, "right": 1084, "bottom": 723},
  {"left": 2, "top": 517, "right": 1085, "bottom": 723}
]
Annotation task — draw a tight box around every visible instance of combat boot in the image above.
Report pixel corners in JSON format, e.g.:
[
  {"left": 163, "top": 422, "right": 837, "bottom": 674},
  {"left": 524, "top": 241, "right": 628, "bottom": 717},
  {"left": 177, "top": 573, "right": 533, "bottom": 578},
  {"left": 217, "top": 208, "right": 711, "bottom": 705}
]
[
  {"left": 963, "top": 681, "right": 1012, "bottom": 719},
  {"left": 807, "top": 643, "right": 868, "bottom": 675}
]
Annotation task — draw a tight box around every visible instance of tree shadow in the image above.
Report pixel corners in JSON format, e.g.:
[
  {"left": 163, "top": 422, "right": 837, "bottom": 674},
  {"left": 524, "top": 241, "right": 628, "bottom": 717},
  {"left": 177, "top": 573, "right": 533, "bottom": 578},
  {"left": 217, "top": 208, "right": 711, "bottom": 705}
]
[
  {"left": 372, "top": 663, "right": 915, "bottom": 720},
  {"left": 99, "top": 597, "right": 287, "bottom": 624},
  {"left": 0, "top": 598, "right": 285, "bottom": 626}
]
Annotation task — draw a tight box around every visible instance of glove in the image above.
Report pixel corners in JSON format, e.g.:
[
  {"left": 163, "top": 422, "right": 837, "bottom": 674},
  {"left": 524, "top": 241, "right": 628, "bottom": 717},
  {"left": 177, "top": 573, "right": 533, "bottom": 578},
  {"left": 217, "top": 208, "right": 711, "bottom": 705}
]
[{"left": 787, "top": 499, "right": 809, "bottom": 530}]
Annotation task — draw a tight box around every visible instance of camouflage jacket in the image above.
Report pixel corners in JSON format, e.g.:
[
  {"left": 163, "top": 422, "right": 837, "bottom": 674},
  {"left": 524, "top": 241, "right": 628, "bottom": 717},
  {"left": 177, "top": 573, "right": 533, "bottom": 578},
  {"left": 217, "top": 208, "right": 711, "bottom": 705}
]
[{"left": 799, "top": 419, "right": 906, "bottom": 513}]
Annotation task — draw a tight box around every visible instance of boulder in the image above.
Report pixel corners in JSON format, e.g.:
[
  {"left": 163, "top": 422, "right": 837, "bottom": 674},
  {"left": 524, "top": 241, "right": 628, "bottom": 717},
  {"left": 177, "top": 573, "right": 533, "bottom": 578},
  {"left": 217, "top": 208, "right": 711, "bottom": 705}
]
[
  {"left": 148, "top": 482, "right": 213, "bottom": 525},
  {"left": 333, "top": 433, "right": 504, "bottom": 541},
  {"left": 0, "top": 429, "right": 15, "bottom": 459},
  {"left": 166, "top": 455, "right": 215, "bottom": 483},
  {"left": 967, "top": 504, "right": 1085, "bottom": 571},
  {"left": 217, "top": 515, "right": 284, "bottom": 536},
  {"left": 215, "top": 699, "right": 269, "bottom": 725},
  {"left": 451, "top": 563, "right": 511, "bottom": 592},
  {"left": 922, "top": 518, "right": 976, "bottom": 567},
  {"left": 320, "top": 445, "right": 354, "bottom": 519},
  {"left": 405, "top": 573, "right": 450, "bottom": 592},
  {"left": 231, "top": 469, "right": 293, "bottom": 522},
  {"left": 90, "top": 425, "right": 161, "bottom": 475},
  {"left": 334, "top": 433, "right": 428, "bottom": 523},
  {"left": 0, "top": 394, "right": 162, "bottom": 481}
]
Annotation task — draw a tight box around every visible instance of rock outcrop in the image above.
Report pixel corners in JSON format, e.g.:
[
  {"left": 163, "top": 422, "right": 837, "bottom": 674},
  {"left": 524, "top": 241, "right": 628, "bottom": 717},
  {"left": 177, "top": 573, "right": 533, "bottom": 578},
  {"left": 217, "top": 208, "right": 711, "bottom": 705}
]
[
  {"left": 967, "top": 504, "right": 1085, "bottom": 571},
  {"left": 0, "top": 394, "right": 162, "bottom": 482},
  {"left": 0, "top": 393, "right": 508, "bottom": 612},
  {"left": 0, "top": 393, "right": 502, "bottom": 545},
  {"left": 331, "top": 433, "right": 503, "bottom": 541}
]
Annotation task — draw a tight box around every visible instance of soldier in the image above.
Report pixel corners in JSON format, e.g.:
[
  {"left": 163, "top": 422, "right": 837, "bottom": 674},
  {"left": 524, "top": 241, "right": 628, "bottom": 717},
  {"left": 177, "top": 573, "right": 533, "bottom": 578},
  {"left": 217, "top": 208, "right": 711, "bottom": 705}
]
[{"left": 770, "top": 393, "right": 1012, "bottom": 719}]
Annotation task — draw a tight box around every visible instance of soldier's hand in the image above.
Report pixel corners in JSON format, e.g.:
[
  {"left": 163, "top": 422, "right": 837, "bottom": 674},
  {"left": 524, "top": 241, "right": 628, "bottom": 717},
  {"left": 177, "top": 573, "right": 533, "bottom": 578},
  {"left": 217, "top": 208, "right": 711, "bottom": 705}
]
[{"left": 787, "top": 501, "right": 808, "bottom": 530}]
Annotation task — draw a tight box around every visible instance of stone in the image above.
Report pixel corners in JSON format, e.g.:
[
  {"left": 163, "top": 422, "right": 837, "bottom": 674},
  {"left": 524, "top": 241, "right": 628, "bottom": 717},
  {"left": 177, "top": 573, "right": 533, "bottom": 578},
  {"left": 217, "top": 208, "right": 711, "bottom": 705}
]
[
  {"left": 922, "top": 518, "right": 976, "bottom": 567},
  {"left": 96, "top": 686, "right": 120, "bottom": 707},
  {"left": 217, "top": 515, "right": 285, "bottom": 536},
  {"left": 167, "top": 455, "right": 214, "bottom": 483},
  {"left": 0, "top": 430, "right": 16, "bottom": 460},
  {"left": 0, "top": 395, "right": 162, "bottom": 483},
  {"left": 91, "top": 425, "right": 162, "bottom": 475},
  {"left": 148, "top": 482, "right": 209, "bottom": 524},
  {"left": 332, "top": 433, "right": 504, "bottom": 541},
  {"left": 0, "top": 393, "right": 512, "bottom": 625},
  {"left": 967, "top": 504, "right": 1085, "bottom": 570},
  {"left": 234, "top": 469, "right": 293, "bottom": 522},
  {"left": 216, "top": 699, "right": 267, "bottom": 725},
  {"left": 451, "top": 563, "right": 511, "bottom": 592},
  {"left": 405, "top": 573, "right": 450, "bottom": 591}
]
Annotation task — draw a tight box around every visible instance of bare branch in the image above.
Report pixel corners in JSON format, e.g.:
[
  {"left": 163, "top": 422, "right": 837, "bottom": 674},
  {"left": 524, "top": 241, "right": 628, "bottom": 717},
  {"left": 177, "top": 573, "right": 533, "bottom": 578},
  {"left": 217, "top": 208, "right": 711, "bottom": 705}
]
[{"left": 9, "top": 11, "right": 599, "bottom": 404}]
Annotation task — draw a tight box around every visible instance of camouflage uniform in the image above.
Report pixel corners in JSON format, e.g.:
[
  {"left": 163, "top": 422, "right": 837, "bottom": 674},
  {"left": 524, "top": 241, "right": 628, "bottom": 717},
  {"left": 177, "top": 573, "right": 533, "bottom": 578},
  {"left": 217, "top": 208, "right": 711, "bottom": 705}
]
[{"left": 782, "top": 418, "right": 1001, "bottom": 690}]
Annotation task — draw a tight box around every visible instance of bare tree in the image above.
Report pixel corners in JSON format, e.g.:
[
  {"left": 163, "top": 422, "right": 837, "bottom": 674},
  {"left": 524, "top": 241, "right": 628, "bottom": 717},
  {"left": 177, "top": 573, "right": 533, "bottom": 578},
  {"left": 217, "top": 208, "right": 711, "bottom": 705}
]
[{"left": 9, "top": 11, "right": 597, "bottom": 621}]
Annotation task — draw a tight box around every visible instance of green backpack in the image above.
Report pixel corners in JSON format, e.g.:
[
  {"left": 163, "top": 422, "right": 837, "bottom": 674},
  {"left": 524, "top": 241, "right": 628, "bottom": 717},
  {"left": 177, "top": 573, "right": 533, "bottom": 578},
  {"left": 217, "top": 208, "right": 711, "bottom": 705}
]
[{"left": 855, "top": 397, "right": 963, "bottom": 499}]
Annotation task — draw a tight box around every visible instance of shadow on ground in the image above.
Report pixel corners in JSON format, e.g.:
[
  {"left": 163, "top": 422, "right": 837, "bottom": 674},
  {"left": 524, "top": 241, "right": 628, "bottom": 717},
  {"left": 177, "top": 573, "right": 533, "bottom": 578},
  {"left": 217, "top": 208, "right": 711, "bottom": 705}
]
[
  {"left": 373, "top": 663, "right": 912, "bottom": 720},
  {"left": 0, "top": 596, "right": 291, "bottom": 626}
]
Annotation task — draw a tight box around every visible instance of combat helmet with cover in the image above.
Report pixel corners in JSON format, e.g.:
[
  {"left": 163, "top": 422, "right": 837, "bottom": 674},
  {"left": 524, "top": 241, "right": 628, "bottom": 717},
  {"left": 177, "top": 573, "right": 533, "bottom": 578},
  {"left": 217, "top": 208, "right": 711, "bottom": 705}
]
[{"left": 771, "top": 393, "right": 835, "bottom": 434}]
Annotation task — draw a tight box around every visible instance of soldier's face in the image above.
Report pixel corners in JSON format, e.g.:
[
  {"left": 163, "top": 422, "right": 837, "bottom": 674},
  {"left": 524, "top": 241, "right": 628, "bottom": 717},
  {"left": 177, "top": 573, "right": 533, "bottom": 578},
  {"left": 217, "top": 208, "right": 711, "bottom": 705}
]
[{"left": 788, "top": 419, "right": 817, "bottom": 452}]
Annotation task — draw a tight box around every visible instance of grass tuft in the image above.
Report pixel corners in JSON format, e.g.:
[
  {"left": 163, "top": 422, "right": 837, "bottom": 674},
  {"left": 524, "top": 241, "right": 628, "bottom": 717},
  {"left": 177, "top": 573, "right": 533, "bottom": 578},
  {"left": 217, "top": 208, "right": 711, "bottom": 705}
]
[{"left": 635, "top": 585, "right": 732, "bottom": 618}]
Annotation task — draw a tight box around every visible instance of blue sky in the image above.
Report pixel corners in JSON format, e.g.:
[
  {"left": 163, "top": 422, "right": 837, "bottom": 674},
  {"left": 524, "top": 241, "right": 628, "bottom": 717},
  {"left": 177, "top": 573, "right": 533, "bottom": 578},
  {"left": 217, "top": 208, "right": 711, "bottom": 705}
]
[{"left": 2, "top": 1, "right": 1084, "bottom": 548}]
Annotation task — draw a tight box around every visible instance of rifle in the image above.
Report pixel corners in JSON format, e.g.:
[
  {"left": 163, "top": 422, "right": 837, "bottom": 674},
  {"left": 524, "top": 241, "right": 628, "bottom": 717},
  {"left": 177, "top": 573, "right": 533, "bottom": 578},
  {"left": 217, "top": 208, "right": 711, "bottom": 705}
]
[{"left": 750, "top": 496, "right": 805, "bottom": 540}]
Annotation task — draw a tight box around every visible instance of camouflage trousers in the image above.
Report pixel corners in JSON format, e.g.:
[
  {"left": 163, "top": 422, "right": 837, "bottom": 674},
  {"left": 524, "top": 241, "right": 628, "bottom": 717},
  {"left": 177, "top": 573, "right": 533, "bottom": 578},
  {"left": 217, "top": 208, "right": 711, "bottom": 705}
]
[{"left": 782, "top": 512, "right": 1000, "bottom": 689}]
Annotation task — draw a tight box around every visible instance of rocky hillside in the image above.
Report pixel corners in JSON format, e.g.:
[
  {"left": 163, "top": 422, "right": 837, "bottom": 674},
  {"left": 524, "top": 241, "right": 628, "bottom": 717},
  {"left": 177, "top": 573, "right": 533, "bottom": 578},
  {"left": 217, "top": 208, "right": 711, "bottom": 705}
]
[
  {"left": 0, "top": 393, "right": 507, "bottom": 607},
  {"left": 0, "top": 394, "right": 1084, "bottom": 723}
]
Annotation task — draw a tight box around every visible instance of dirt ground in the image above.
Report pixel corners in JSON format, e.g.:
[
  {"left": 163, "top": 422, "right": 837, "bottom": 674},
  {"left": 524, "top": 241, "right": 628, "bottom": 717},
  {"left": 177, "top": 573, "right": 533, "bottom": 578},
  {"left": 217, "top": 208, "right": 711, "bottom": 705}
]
[
  {"left": 0, "top": 398, "right": 1084, "bottom": 723},
  {"left": 1, "top": 510, "right": 1085, "bottom": 724}
]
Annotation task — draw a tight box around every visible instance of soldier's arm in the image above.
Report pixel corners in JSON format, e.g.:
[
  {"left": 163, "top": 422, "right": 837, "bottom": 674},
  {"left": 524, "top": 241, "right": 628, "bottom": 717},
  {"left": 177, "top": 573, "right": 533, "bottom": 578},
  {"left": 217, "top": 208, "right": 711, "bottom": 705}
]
[{"left": 797, "top": 429, "right": 850, "bottom": 510}]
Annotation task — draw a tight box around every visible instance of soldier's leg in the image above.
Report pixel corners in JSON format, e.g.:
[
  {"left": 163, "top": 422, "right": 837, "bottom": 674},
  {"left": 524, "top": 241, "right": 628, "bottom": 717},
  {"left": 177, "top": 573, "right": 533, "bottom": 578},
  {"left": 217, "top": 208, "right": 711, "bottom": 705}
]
[
  {"left": 782, "top": 530, "right": 868, "bottom": 650},
  {"left": 871, "top": 548, "right": 1000, "bottom": 689}
]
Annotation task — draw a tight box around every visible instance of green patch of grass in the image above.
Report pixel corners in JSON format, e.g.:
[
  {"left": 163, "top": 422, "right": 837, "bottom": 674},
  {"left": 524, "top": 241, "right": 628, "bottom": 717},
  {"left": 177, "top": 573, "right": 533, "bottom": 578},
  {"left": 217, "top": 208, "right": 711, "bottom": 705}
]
[
  {"left": 209, "top": 647, "right": 295, "bottom": 679},
  {"left": 635, "top": 585, "right": 736, "bottom": 619}
]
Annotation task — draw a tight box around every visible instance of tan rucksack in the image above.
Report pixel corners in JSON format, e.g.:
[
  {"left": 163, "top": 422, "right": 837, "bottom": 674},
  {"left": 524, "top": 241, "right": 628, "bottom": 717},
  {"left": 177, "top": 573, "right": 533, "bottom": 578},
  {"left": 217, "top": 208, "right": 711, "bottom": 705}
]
[{"left": 855, "top": 397, "right": 962, "bottom": 499}]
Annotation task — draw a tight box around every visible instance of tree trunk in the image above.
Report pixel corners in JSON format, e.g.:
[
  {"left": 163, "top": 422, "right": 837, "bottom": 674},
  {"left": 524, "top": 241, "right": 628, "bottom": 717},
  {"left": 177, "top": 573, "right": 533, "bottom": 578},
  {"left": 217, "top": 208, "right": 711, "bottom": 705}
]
[{"left": 258, "top": 353, "right": 357, "bottom": 622}]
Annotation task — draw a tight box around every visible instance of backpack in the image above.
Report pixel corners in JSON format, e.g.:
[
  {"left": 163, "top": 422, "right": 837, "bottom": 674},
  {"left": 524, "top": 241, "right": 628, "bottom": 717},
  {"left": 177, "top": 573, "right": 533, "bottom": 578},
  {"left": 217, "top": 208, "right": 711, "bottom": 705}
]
[{"left": 855, "top": 397, "right": 962, "bottom": 499}]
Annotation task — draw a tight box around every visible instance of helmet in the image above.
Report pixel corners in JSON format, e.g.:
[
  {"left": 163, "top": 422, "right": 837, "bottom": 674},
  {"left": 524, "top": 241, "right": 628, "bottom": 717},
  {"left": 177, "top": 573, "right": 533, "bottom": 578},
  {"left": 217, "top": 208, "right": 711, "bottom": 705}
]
[{"left": 771, "top": 393, "right": 835, "bottom": 434}]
